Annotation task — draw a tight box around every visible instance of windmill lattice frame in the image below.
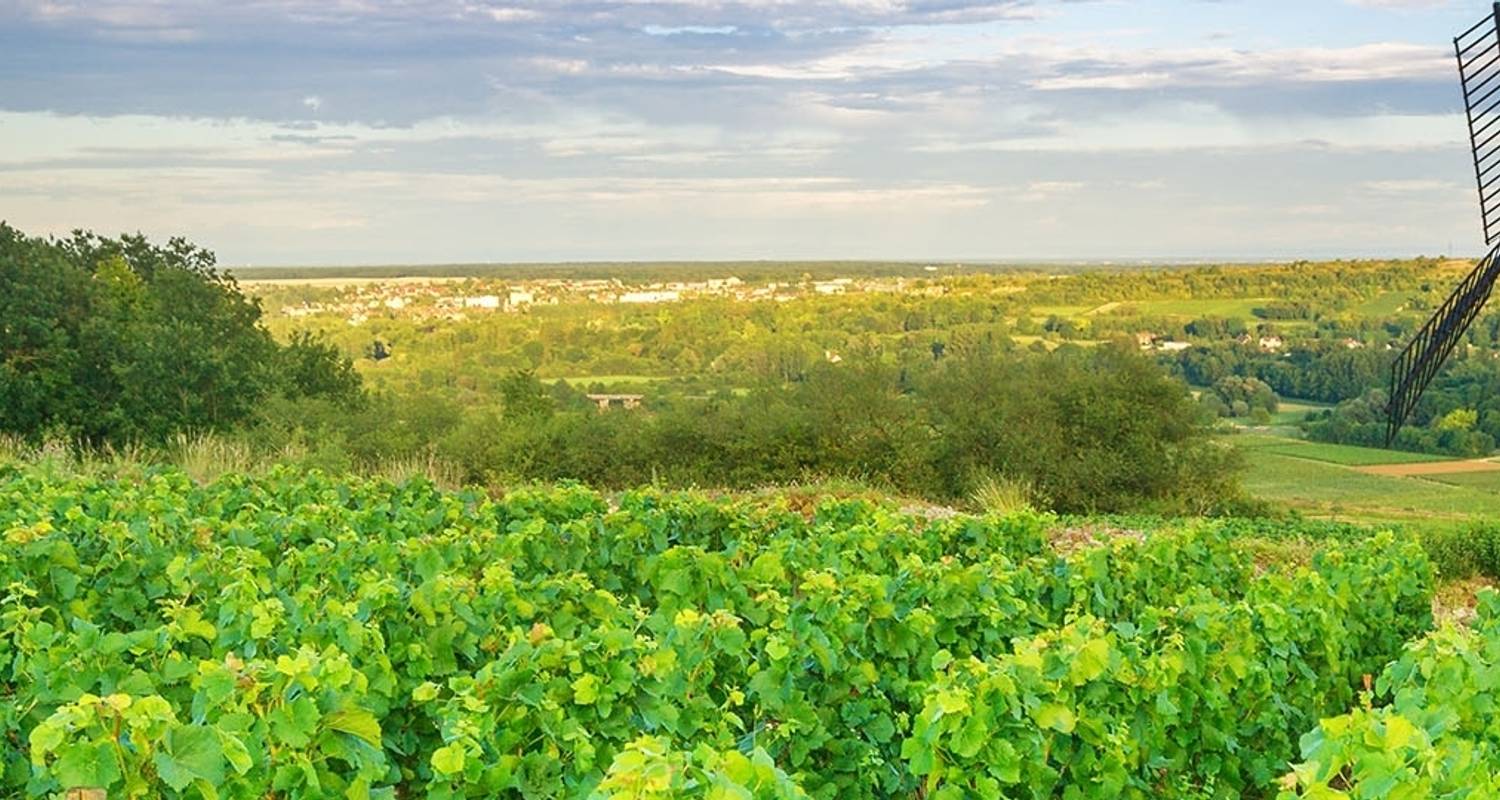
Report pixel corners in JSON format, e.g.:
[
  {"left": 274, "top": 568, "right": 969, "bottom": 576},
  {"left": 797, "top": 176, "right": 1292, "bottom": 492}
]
[{"left": 1385, "top": 3, "right": 1500, "bottom": 444}]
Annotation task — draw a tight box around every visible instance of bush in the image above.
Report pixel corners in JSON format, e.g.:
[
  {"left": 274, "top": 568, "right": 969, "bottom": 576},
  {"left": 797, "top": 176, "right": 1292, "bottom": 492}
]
[
  {"left": 1419, "top": 522, "right": 1500, "bottom": 580},
  {"left": 253, "top": 347, "right": 1242, "bottom": 514}
]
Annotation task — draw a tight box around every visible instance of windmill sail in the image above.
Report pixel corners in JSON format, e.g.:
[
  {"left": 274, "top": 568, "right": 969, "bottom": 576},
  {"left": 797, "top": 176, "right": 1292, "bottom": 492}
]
[
  {"left": 1385, "top": 4, "right": 1500, "bottom": 444},
  {"left": 1458, "top": 4, "right": 1500, "bottom": 243}
]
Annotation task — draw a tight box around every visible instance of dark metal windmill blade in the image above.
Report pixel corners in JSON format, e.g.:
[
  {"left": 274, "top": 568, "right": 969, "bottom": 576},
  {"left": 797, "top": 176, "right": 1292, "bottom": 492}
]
[
  {"left": 1459, "top": 4, "right": 1500, "bottom": 244},
  {"left": 1385, "top": 5, "right": 1500, "bottom": 445},
  {"left": 1386, "top": 244, "right": 1500, "bottom": 444}
]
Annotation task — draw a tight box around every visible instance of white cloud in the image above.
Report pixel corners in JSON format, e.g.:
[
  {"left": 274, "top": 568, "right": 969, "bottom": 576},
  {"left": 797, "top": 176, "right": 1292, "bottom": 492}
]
[
  {"left": 1362, "top": 179, "right": 1464, "bottom": 193},
  {"left": 917, "top": 103, "right": 1465, "bottom": 154},
  {"left": 0, "top": 0, "right": 1483, "bottom": 261},
  {"left": 480, "top": 6, "right": 540, "bottom": 22},
  {"left": 1345, "top": 0, "right": 1452, "bottom": 8}
]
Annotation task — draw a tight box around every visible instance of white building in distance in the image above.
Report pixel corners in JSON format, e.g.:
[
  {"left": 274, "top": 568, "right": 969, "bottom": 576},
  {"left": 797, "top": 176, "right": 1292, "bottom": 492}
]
[
  {"left": 463, "top": 295, "right": 501, "bottom": 310},
  {"left": 619, "top": 290, "right": 681, "bottom": 304}
]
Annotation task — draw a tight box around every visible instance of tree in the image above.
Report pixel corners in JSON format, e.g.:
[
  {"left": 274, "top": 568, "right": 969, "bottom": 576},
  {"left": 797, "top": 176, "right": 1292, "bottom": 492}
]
[
  {"left": 281, "top": 332, "right": 364, "bottom": 405},
  {"left": 0, "top": 223, "right": 363, "bottom": 444},
  {"left": 0, "top": 224, "right": 95, "bottom": 437},
  {"left": 1437, "top": 408, "right": 1478, "bottom": 432},
  {"left": 500, "top": 369, "right": 554, "bottom": 419}
]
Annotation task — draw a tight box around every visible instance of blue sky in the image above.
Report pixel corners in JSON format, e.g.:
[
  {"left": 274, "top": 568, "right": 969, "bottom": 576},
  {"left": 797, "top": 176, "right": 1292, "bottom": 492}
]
[{"left": 0, "top": 0, "right": 1490, "bottom": 264}]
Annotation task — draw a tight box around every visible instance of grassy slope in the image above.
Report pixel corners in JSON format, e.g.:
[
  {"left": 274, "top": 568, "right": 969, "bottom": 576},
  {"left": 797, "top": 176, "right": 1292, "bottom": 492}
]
[{"left": 1350, "top": 291, "right": 1408, "bottom": 317}]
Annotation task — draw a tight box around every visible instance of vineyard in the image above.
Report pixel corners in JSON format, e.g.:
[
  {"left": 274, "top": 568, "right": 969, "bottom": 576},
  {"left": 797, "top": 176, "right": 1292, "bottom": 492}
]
[
  {"left": 1280, "top": 592, "right": 1500, "bottom": 797},
  {"left": 0, "top": 464, "right": 1456, "bottom": 798}
]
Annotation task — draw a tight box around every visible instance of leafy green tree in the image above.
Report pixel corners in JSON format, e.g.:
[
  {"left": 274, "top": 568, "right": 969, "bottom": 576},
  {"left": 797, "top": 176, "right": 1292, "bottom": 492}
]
[
  {"left": 0, "top": 223, "right": 363, "bottom": 444},
  {"left": 500, "top": 369, "right": 554, "bottom": 419},
  {"left": 0, "top": 224, "right": 95, "bottom": 436},
  {"left": 280, "top": 331, "right": 364, "bottom": 404}
]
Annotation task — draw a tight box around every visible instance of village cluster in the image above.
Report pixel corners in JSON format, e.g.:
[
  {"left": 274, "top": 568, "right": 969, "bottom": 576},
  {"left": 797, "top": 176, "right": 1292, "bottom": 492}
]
[
  {"left": 1134, "top": 331, "right": 1367, "bottom": 353},
  {"left": 268, "top": 274, "right": 946, "bottom": 325}
]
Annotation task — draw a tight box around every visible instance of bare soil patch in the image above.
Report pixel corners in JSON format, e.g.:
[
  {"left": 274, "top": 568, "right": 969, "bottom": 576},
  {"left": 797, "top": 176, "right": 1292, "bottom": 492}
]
[
  {"left": 1433, "top": 577, "right": 1499, "bottom": 627},
  {"left": 1047, "top": 523, "right": 1147, "bottom": 555}
]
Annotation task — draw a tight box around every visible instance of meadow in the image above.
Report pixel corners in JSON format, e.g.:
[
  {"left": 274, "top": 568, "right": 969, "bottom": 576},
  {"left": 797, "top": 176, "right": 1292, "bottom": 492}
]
[{"left": 1231, "top": 434, "right": 1451, "bottom": 466}]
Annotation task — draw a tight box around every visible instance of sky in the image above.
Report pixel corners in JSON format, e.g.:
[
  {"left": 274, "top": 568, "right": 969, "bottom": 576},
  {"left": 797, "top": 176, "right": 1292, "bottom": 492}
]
[{"left": 0, "top": 0, "right": 1492, "bottom": 265}]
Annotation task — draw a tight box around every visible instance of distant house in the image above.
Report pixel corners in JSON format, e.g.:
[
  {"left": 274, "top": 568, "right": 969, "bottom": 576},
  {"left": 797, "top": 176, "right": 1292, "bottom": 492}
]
[
  {"left": 463, "top": 295, "right": 501, "bottom": 310},
  {"left": 825, "top": 350, "right": 843, "bottom": 363},
  {"left": 586, "top": 394, "right": 643, "bottom": 411},
  {"left": 1343, "top": 338, "right": 1365, "bottom": 349},
  {"left": 1135, "top": 331, "right": 1157, "bottom": 350},
  {"left": 619, "top": 290, "right": 681, "bottom": 304},
  {"left": 507, "top": 290, "right": 535, "bottom": 308},
  {"left": 1157, "top": 341, "right": 1191, "bottom": 352},
  {"left": 1258, "top": 335, "right": 1284, "bottom": 352}
]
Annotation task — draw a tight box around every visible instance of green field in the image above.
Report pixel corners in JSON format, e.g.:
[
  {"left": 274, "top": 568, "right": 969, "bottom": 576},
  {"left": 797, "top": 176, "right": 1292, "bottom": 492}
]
[
  {"left": 545, "top": 374, "right": 674, "bottom": 385},
  {"left": 1251, "top": 440, "right": 1450, "bottom": 466},
  {"left": 1228, "top": 399, "right": 1332, "bottom": 436},
  {"left": 1351, "top": 291, "right": 1409, "bottom": 317},
  {"left": 1129, "top": 297, "right": 1274, "bottom": 318},
  {"left": 1427, "top": 470, "right": 1500, "bottom": 492},
  {"left": 1266, "top": 400, "right": 1332, "bottom": 426},
  {"left": 1230, "top": 432, "right": 1449, "bottom": 465},
  {"left": 1239, "top": 446, "right": 1500, "bottom": 521},
  {"left": 1027, "top": 304, "right": 1091, "bottom": 318}
]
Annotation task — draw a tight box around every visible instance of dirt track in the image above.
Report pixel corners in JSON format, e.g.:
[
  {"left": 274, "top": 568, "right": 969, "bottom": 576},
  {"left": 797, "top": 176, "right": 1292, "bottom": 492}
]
[{"left": 1357, "top": 459, "right": 1500, "bottom": 477}]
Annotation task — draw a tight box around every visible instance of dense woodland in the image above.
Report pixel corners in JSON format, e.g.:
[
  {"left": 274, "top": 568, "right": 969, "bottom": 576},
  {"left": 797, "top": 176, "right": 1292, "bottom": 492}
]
[{"left": 0, "top": 224, "right": 360, "bottom": 443}]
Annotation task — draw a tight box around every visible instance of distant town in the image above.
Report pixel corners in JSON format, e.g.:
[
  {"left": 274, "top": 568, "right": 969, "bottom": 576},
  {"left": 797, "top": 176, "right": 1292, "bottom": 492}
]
[{"left": 249, "top": 271, "right": 950, "bottom": 326}]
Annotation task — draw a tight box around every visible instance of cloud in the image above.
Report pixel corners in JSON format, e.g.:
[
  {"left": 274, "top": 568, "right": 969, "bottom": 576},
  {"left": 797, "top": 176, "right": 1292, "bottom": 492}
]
[
  {"left": 1362, "top": 178, "right": 1464, "bottom": 193},
  {"left": 0, "top": 0, "right": 1485, "bottom": 262},
  {"left": 1029, "top": 43, "right": 1450, "bottom": 90},
  {"left": 1346, "top": 0, "right": 1452, "bottom": 8}
]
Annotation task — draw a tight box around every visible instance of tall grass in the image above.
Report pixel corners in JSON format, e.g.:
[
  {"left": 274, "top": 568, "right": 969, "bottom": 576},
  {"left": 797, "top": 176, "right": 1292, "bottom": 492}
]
[
  {"left": 1, "top": 430, "right": 478, "bottom": 491},
  {"left": 371, "top": 451, "right": 465, "bottom": 491},
  {"left": 0, "top": 433, "right": 27, "bottom": 466},
  {"left": 968, "top": 472, "right": 1043, "bottom": 515},
  {"left": 168, "top": 433, "right": 255, "bottom": 484}
]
